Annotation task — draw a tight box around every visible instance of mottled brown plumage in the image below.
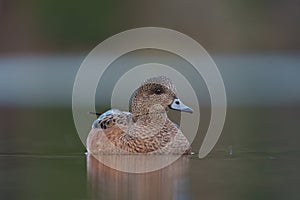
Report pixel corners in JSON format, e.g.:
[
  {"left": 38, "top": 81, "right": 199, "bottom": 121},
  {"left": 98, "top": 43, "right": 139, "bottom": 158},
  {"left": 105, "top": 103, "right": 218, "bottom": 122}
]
[{"left": 87, "top": 76, "right": 193, "bottom": 155}]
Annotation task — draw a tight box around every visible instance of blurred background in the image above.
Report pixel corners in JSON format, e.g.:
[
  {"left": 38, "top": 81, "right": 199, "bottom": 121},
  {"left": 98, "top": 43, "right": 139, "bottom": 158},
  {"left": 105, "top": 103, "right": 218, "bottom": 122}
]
[{"left": 0, "top": 0, "right": 300, "bottom": 199}]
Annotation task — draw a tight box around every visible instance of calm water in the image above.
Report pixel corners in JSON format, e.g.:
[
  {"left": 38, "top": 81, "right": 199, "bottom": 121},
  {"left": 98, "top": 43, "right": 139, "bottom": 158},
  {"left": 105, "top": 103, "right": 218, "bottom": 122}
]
[{"left": 0, "top": 106, "right": 299, "bottom": 199}]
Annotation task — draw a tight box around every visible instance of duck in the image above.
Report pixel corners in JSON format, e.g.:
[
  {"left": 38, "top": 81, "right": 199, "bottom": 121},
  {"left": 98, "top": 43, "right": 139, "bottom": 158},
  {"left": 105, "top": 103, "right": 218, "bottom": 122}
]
[{"left": 87, "top": 76, "right": 193, "bottom": 155}]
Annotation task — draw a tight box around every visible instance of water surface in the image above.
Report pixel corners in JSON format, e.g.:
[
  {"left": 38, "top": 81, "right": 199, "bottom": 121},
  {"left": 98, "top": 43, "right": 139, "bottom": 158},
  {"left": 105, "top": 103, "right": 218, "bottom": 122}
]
[{"left": 0, "top": 107, "right": 299, "bottom": 199}]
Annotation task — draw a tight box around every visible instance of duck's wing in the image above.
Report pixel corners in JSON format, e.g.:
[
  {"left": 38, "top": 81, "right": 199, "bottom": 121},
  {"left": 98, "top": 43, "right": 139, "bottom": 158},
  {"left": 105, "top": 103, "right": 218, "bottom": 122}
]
[
  {"left": 87, "top": 110, "right": 190, "bottom": 154},
  {"left": 87, "top": 110, "right": 169, "bottom": 154},
  {"left": 92, "top": 109, "right": 131, "bottom": 130},
  {"left": 87, "top": 109, "right": 135, "bottom": 154}
]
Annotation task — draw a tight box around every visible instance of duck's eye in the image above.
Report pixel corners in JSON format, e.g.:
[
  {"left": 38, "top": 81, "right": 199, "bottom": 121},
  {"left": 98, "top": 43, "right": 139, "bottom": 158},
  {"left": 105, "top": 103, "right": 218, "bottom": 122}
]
[{"left": 154, "top": 88, "right": 162, "bottom": 95}]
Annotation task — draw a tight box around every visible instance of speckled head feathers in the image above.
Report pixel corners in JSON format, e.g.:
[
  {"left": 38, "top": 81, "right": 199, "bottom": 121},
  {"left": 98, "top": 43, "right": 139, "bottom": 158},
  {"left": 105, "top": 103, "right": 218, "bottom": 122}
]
[
  {"left": 130, "top": 76, "right": 178, "bottom": 116},
  {"left": 143, "top": 76, "right": 177, "bottom": 94}
]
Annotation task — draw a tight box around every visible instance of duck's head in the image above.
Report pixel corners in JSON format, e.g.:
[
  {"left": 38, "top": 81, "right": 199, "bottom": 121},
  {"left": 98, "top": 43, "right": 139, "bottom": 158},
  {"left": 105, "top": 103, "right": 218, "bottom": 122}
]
[{"left": 130, "top": 76, "right": 193, "bottom": 116}]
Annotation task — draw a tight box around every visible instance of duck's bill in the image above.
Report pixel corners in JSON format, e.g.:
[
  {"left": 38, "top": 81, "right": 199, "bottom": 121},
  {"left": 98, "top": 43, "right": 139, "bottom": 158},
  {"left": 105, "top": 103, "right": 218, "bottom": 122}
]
[{"left": 169, "top": 98, "right": 193, "bottom": 113}]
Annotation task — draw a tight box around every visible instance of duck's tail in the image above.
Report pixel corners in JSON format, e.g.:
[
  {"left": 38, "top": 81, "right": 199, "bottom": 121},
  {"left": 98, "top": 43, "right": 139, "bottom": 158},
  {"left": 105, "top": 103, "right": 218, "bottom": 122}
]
[{"left": 88, "top": 111, "right": 102, "bottom": 118}]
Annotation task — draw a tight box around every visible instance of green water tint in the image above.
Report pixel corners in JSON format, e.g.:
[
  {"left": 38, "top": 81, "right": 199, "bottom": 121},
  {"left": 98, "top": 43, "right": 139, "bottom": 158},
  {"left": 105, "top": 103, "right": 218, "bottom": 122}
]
[{"left": 0, "top": 106, "right": 299, "bottom": 199}]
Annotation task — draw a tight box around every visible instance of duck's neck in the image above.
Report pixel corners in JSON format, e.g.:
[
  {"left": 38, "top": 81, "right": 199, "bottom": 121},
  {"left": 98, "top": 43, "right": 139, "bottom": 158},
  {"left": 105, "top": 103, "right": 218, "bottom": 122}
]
[
  {"left": 130, "top": 102, "right": 148, "bottom": 117},
  {"left": 130, "top": 99, "right": 167, "bottom": 120},
  {"left": 132, "top": 106, "right": 167, "bottom": 119},
  {"left": 129, "top": 89, "right": 168, "bottom": 120}
]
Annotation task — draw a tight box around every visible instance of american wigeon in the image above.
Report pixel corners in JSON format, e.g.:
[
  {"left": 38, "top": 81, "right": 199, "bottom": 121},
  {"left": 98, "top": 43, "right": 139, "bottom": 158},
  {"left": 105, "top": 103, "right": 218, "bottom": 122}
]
[{"left": 87, "top": 76, "right": 193, "bottom": 154}]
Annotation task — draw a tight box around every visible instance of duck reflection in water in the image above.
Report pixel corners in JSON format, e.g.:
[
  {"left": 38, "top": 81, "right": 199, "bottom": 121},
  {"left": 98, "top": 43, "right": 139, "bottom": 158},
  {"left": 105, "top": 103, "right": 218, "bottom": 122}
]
[{"left": 87, "top": 154, "right": 191, "bottom": 200}]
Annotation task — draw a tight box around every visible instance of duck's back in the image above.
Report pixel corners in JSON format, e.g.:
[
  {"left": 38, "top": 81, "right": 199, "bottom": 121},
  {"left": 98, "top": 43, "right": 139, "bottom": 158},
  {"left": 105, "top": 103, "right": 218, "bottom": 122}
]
[
  {"left": 87, "top": 109, "right": 132, "bottom": 154},
  {"left": 87, "top": 109, "right": 191, "bottom": 155}
]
